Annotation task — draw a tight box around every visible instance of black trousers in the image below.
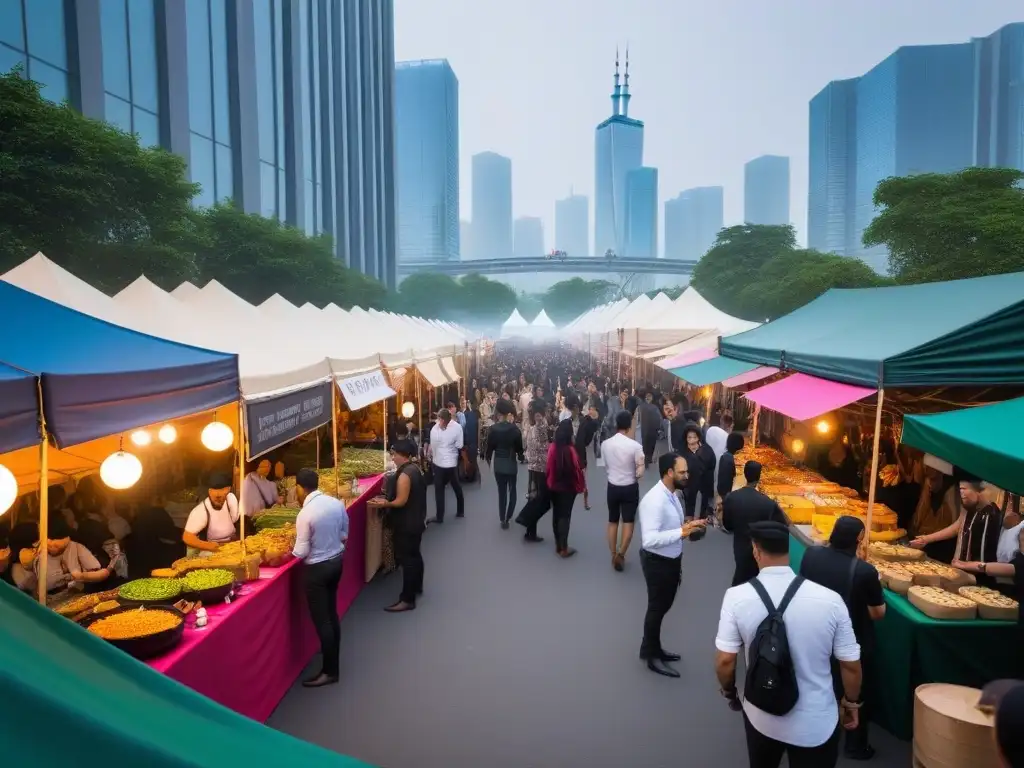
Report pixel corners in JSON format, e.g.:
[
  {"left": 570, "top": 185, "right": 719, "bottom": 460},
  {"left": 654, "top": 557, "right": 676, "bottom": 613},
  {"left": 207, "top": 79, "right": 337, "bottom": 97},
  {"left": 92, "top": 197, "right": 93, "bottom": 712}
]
[
  {"left": 432, "top": 464, "right": 464, "bottom": 521},
  {"left": 639, "top": 549, "right": 681, "bottom": 658},
  {"left": 303, "top": 555, "right": 343, "bottom": 678},
  {"left": 495, "top": 472, "right": 517, "bottom": 522},
  {"left": 516, "top": 470, "right": 550, "bottom": 537},
  {"left": 641, "top": 433, "right": 658, "bottom": 465},
  {"left": 832, "top": 649, "right": 871, "bottom": 755},
  {"left": 394, "top": 528, "right": 424, "bottom": 604},
  {"left": 550, "top": 490, "right": 577, "bottom": 551},
  {"left": 683, "top": 485, "right": 711, "bottom": 518},
  {"left": 743, "top": 715, "right": 840, "bottom": 768}
]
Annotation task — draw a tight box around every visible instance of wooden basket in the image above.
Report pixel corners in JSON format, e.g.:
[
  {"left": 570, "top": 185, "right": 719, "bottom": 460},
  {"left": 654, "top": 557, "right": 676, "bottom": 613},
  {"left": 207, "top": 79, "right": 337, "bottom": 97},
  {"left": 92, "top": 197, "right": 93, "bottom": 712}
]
[{"left": 913, "top": 684, "right": 1000, "bottom": 767}]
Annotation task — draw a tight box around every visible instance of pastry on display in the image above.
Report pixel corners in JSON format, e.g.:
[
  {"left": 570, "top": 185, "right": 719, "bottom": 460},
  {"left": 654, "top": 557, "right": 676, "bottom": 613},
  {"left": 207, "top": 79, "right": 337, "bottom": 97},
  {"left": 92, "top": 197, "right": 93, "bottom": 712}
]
[
  {"left": 868, "top": 559, "right": 914, "bottom": 594},
  {"left": 902, "top": 560, "right": 963, "bottom": 588},
  {"left": 907, "top": 586, "right": 978, "bottom": 620},
  {"left": 958, "top": 586, "right": 1019, "bottom": 621},
  {"left": 868, "top": 541, "right": 924, "bottom": 561}
]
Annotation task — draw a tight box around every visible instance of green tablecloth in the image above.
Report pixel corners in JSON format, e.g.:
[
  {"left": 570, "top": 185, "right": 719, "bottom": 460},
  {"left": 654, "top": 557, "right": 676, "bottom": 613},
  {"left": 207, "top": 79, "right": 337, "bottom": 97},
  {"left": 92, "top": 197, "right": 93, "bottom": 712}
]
[{"left": 789, "top": 534, "right": 1019, "bottom": 740}]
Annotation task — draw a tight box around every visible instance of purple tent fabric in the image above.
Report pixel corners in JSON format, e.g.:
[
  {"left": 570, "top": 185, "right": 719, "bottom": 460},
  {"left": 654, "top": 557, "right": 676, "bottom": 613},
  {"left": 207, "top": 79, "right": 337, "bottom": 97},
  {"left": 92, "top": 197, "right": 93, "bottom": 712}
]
[{"left": 0, "top": 363, "right": 39, "bottom": 454}]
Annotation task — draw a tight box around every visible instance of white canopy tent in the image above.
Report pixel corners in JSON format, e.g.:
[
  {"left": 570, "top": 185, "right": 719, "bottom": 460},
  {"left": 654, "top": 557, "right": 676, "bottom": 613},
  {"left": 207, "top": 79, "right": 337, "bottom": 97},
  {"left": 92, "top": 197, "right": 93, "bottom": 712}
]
[
  {"left": 499, "top": 308, "right": 530, "bottom": 339},
  {"left": 531, "top": 309, "right": 555, "bottom": 328},
  {"left": 646, "top": 288, "right": 761, "bottom": 361}
]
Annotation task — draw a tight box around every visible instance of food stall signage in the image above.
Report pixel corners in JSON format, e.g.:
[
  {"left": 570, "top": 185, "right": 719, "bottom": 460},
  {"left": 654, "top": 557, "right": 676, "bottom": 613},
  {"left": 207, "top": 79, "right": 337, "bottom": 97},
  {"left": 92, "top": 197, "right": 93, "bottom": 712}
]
[
  {"left": 338, "top": 371, "right": 396, "bottom": 411},
  {"left": 246, "top": 380, "right": 333, "bottom": 460}
]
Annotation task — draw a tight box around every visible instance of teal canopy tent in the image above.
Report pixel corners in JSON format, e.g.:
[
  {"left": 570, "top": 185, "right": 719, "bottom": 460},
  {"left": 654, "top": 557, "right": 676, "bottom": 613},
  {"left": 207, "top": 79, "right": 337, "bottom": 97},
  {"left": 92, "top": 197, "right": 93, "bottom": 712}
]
[
  {"left": 719, "top": 272, "right": 1024, "bottom": 387},
  {"left": 902, "top": 397, "right": 1024, "bottom": 496},
  {"left": 0, "top": 584, "right": 373, "bottom": 766}
]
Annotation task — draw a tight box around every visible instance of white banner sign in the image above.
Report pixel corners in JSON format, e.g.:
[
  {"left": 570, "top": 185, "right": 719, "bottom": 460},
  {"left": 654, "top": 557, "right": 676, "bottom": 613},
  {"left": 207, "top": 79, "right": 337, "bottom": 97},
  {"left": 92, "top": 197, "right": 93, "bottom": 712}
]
[{"left": 338, "top": 370, "right": 395, "bottom": 411}]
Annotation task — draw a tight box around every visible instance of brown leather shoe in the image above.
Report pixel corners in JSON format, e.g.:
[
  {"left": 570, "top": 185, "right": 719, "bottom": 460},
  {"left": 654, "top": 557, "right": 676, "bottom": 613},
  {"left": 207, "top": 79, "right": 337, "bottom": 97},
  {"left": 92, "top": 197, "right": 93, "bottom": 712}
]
[{"left": 558, "top": 547, "right": 577, "bottom": 558}]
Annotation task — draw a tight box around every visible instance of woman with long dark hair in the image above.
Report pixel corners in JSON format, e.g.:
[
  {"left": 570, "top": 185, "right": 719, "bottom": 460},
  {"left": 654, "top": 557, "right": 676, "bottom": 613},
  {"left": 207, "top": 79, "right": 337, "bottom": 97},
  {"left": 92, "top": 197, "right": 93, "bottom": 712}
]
[{"left": 546, "top": 419, "right": 585, "bottom": 558}]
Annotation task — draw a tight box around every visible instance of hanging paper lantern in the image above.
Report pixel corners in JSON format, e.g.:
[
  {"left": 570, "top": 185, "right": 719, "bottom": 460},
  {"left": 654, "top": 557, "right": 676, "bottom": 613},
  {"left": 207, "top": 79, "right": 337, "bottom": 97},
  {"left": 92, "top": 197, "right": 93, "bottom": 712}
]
[
  {"left": 130, "top": 430, "right": 152, "bottom": 447},
  {"left": 158, "top": 424, "right": 177, "bottom": 444},
  {"left": 100, "top": 451, "right": 143, "bottom": 490},
  {"left": 0, "top": 464, "right": 17, "bottom": 516},
  {"left": 401, "top": 401, "right": 416, "bottom": 419},
  {"left": 201, "top": 421, "right": 234, "bottom": 452}
]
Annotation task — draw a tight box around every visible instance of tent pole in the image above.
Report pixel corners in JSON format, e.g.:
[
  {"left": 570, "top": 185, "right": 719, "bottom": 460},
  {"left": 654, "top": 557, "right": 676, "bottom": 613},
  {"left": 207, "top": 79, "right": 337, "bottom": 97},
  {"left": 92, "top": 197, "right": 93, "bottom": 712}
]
[
  {"left": 382, "top": 395, "right": 388, "bottom": 472},
  {"left": 332, "top": 380, "right": 340, "bottom": 495},
  {"left": 34, "top": 377, "right": 49, "bottom": 605},
  {"left": 751, "top": 403, "right": 761, "bottom": 448},
  {"left": 238, "top": 399, "right": 247, "bottom": 548},
  {"left": 865, "top": 388, "right": 886, "bottom": 539},
  {"left": 416, "top": 372, "right": 423, "bottom": 449}
]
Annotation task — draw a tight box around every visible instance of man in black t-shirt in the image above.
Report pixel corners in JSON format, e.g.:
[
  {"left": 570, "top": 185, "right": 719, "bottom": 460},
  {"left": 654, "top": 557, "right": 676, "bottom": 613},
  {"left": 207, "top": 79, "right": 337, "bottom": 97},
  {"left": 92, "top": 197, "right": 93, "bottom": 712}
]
[{"left": 799, "top": 516, "right": 885, "bottom": 761}]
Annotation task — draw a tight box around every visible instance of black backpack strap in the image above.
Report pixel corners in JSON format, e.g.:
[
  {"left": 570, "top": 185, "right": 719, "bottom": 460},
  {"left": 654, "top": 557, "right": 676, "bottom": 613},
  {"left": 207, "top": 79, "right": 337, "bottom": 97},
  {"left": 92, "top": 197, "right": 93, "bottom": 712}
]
[
  {"left": 749, "top": 577, "right": 778, "bottom": 614},
  {"left": 844, "top": 556, "right": 858, "bottom": 605},
  {"left": 777, "top": 576, "right": 805, "bottom": 615}
]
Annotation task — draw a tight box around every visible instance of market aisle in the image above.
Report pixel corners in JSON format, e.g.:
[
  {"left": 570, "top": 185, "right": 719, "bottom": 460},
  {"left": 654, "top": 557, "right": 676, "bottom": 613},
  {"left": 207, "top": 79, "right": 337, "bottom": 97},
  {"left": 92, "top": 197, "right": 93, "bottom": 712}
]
[{"left": 269, "top": 457, "right": 912, "bottom": 768}]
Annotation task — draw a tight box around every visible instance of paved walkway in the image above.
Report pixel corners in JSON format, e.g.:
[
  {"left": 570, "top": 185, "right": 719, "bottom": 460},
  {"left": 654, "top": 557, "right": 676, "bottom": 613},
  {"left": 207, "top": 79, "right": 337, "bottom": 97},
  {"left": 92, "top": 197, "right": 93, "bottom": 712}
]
[{"left": 269, "top": 457, "right": 912, "bottom": 767}]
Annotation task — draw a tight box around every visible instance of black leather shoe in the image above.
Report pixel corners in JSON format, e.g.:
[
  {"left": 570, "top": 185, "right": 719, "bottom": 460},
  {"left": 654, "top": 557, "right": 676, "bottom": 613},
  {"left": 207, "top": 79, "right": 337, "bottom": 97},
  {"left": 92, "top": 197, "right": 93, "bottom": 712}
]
[
  {"left": 524, "top": 533, "right": 544, "bottom": 543},
  {"left": 302, "top": 673, "right": 339, "bottom": 688},
  {"left": 501, "top": 520, "right": 510, "bottom": 530},
  {"left": 660, "top": 651, "right": 681, "bottom": 662},
  {"left": 645, "top": 658, "right": 680, "bottom": 678},
  {"left": 455, "top": 512, "right": 465, "bottom": 518}
]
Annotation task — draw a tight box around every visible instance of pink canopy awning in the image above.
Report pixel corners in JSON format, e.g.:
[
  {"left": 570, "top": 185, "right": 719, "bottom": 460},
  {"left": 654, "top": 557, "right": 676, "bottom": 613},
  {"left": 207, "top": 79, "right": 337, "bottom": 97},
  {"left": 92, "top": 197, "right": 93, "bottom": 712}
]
[
  {"left": 656, "top": 347, "right": 717, "bottom": 370},
  {"left": 721, "top": 366, "right": 779, "bottom": 389},
  {"left": 743, "top": 372, "right": 875, "bottom": 422}
]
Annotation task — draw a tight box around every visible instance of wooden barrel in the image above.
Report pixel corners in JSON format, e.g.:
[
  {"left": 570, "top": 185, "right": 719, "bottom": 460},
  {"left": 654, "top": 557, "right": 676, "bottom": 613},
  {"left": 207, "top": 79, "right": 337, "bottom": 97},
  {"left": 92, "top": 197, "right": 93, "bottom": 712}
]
[{"left": 913, "top": 683, "right": 1000, "bottom": 768}]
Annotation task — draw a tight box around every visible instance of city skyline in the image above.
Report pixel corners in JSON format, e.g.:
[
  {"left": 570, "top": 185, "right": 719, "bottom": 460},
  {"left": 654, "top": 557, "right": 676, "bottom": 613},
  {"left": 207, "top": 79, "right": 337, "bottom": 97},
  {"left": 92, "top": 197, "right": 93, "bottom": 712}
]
[
  {"left": 470, "top": 151, "right": 513, "bottom": 259},
  {"left": 394, "top": 1, "right": 1023, "bottom": 252}
]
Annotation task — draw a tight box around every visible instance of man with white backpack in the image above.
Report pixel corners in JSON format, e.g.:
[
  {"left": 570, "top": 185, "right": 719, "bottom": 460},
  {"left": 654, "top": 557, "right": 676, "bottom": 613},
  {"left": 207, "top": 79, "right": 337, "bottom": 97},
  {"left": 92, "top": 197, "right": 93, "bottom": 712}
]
[{"left": 713, "top": 521, "right": 863, "bottom": 768}]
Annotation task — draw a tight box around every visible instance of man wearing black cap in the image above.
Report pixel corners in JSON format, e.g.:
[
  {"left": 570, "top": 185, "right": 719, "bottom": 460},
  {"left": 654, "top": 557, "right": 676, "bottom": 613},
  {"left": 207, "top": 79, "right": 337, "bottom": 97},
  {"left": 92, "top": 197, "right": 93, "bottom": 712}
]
[
  {"left": 368, "top": 439, "right": 427, "bottom": 612},
  {"left": 182, "top": 472, "right": 240, "bottom": 554},
  {"left": 636, "top": 452, "right": 707, "bottom": 677},
  {"left": 715, "top": 520, "right": 862, "bottom": 768},
  {"left": 722, "top": 460, "right": 787, "bottom": 586}
]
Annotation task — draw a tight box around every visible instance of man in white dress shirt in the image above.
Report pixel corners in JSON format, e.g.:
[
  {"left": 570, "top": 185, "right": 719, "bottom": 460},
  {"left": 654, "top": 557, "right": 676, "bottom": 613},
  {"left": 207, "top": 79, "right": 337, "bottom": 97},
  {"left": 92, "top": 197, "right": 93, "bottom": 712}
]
[
  {"left": 292, "top": 468, "right": 349, "bottom": 688},
  {"left": 636, "top": 452, "right": 707, "bottom": 677},
  {"left": 714, "top": 521, "right": 863, "bottom": 768},
  {"left": 428, "top": 408, "right": 465, "bottom": 523}
]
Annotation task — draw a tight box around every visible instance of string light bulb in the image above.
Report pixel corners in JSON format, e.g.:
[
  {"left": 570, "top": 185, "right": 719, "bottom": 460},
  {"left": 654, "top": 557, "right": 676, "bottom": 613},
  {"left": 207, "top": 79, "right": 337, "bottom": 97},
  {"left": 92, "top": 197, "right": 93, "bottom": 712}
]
[
  {"left": 100, "top": 447, "right": 143, "bottom": 490},
  {"left": 816, "top": 420, "right": 831, "bottom": 435},
  {"left": 130, "top": 430, "right": 152, "bottom": 447},
  {"left": 201, "top": 420, "right": 234, "bottom": 452},
  {"left": 791, "top": 439, "right": 805, "bottom": 455},
  {"left": 401, "top": 401, "right": 415, "bottom": 419},
  {"left": 158, "top": 424, "right": 177, "bottom": 444}
]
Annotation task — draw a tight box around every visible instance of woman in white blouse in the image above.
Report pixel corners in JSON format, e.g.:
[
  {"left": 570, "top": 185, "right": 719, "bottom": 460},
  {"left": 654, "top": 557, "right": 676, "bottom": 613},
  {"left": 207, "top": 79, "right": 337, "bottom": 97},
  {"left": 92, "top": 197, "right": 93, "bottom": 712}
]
[{"left": 243, "top": 458, "right": 284, "bottom": 518}]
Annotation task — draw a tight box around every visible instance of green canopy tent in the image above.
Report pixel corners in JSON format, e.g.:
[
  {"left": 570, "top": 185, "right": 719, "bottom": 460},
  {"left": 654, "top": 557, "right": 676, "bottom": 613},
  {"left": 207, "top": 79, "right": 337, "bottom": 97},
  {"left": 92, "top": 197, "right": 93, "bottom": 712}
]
[
  {"left": 902, "top": 397, "right": 1024, "bottom": 496},
  {"left": 0, "top": 583, "right": 374, "bottom": 766},
  {"left": 719, "top": 271, "right": 1024, "bottom": 388}
]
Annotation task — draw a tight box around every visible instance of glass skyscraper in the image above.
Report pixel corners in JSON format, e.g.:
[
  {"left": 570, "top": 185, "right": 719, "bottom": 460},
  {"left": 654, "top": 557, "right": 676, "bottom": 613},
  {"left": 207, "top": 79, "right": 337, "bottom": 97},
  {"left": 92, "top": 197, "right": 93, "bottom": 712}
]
[
  {"left": 513, "top": 217, "right": 544, "bottom": 258},
  {"left": 664, "top": 186, "right": 723, "bottom": 261},
  {"left": 744, "top": 155, "right": 790, "bottom": 226},
  {"left": 595, "top": 54, "right": 643, "bottom": 258},
  {"left": 624, "top": 167, "right": 658, "bottom": 260},
  {"left": 808, "top": 79, "right": 858, "bottom": 256},
  {"left": 0, "top": 0, "right": 397, "bottom": 287},
  {"left": 555, "top": 194, "right": 589, "bottom": 257},
  {"left": 471, "top": 151, "right": 513, "bottom": 259},
  {"left": 807, "top": 23, "right": 1022, "bottom": 274},
  {"left": 395, "top": 59, "right": 459, "bottom": 264}
]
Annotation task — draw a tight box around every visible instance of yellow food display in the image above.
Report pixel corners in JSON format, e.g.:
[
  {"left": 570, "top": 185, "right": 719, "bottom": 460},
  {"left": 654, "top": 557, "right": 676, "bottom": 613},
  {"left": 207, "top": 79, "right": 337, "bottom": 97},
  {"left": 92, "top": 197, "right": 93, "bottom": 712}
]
[
  {"left": 150, "top": 568, "right": 178, "bottom": 578},
  {"left": 55, "top": 593, "right": 101, "bottom": 617},
  {"left": 907, "top": 586, "right": 977, "bottom": 620},
  {"left": 771, "top": 495, "right": 816, "bottom": 525},
  {"left": 89, "top": 609, "right": 183, "bottom": 640},
  {"left": 869, "top": 542, "right": 924, "bottom": 562},
  {"left": 958, "top": 586, "right": 1019, "bottom": 621},
  {"left": 868, "top": 559, "right": 914, "bottom": 594},
  {"left": 902, "top": 560, "right": 963, "bottom": 588},
  {"left": 92, "top": 600, "right": 120, "bottom": 614}
]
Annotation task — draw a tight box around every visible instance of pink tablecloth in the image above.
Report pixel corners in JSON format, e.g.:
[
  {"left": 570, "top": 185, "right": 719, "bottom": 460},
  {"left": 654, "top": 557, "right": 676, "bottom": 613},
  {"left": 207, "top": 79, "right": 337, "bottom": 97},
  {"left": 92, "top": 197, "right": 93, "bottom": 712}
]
[{"left": 147, "top": 475, "right": 384, "bottom": 722}]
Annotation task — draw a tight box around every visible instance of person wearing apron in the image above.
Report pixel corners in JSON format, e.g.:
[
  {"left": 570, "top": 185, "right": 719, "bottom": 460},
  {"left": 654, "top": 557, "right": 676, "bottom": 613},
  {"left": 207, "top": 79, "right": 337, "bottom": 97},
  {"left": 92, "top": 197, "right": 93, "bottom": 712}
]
[{"left": 182, "top": 472, "right": 240, "bottom": 557}]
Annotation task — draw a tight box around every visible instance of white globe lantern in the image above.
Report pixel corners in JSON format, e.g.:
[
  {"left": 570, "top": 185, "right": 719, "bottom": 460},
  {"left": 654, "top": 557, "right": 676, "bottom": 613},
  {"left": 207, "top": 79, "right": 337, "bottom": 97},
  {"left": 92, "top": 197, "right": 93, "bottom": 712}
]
[
  {"left": 130, "top": 429, "right": 152, "bottom": 447},
  {"left": 201, "top": 421, "right": 234, "bottom": 452},
  {"left": 0, "top": 463, "right": 17, "bottom": 516},
  {"left": 100, "top": 451, "right": 143, "bottom": 490},
  {"left": 401, "top": 401, "right": 416, "bottom": 419},
  {"left": 158, "top": 424, "right": 177, "bottom": 444}
]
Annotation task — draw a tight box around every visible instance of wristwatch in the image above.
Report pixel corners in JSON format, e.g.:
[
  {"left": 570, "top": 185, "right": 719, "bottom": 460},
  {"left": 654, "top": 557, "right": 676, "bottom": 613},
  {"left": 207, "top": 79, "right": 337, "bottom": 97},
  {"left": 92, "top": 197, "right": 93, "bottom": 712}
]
[{"left": 979, "top": 562, "right": 988, "bottom": 574}]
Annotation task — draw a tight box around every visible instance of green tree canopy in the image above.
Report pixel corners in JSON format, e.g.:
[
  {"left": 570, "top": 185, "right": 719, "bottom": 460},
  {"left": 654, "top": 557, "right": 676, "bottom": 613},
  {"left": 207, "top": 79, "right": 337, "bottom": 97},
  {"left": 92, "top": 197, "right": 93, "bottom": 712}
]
[
  {"left": 864, "top": 167, "right": 1024, "bottom": 282},
  {"left": 395, "top": 273, "right": 461, "bottom": 319},
  {"left": 690, "top": 224, "right": 797, "bottom": 318},
  {"left": 394, "top": 273, "right": 516, "bottom": 327},
  {"left": 737, "top": 249, "right": 889, "bottom": 321},
  {"left": 193, "top": 204, "right": 387, "bottom": 309},
  {"left": 543, "top": 278, "right": 616, "bottom": 324},
  {"left": 0, "top": 69, "right": 200, "bottom": 291}
]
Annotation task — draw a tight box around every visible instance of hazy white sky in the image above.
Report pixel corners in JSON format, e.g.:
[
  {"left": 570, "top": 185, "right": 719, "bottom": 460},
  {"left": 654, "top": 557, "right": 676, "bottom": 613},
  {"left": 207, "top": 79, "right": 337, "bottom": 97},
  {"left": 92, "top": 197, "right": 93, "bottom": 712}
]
[{"left": 394, "top": 0, "right": 1021, "bottom": 252}]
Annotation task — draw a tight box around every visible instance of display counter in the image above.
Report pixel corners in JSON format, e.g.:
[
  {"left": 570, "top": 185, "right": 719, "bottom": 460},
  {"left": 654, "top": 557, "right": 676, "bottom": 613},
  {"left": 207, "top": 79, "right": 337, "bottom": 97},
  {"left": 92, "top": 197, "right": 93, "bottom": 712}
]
[
  {"left": 147, "top": 475, "right": 384, "bottom": 722},
  {"left": 789, "top": 532, "right": 1019, "bottom": 741}
]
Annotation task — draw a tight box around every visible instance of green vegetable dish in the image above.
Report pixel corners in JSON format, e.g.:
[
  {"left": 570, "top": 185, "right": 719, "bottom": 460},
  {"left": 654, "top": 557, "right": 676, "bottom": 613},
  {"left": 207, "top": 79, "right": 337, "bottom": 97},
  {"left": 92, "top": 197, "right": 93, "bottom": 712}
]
[
  {"left": 181, "top": 568, "right": 235, "bottom": 592},
  {"left": 119, "top": 578, "right": 182, "bottom": 602}
]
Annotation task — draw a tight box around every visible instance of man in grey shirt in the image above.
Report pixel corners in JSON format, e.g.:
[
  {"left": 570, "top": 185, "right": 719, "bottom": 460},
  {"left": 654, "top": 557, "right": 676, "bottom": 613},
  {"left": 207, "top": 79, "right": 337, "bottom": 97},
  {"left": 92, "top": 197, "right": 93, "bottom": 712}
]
[{"left": 293, "top": 468, "right": 349, "bottom": 688}]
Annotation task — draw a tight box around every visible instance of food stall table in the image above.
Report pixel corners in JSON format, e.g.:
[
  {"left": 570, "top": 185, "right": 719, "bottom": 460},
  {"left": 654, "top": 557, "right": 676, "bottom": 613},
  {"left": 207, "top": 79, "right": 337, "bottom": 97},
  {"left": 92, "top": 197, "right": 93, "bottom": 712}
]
[
  {"left": 789, "top": 532, "right": 1018, "bottom": 741},
  {"left": 147, "top": 475, "right": 384, "bottom": 722}
]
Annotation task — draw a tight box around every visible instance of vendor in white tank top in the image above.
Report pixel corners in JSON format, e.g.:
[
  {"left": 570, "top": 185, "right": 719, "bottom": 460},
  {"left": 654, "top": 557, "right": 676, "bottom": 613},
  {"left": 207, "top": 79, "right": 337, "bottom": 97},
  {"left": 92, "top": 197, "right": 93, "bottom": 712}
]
[{"left": 183, "top": 472, "right": 240, "bottom": 554}]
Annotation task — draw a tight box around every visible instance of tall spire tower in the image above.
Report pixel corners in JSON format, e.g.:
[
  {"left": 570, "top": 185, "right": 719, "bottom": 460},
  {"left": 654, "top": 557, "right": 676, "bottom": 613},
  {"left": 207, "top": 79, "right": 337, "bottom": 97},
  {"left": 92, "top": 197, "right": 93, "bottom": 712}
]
[
  {"left": 621, "top": 46, "right": 632, "bottom": 117},
  {"left": 611, "top": 47, "right": 621, "bottom": 116}
]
